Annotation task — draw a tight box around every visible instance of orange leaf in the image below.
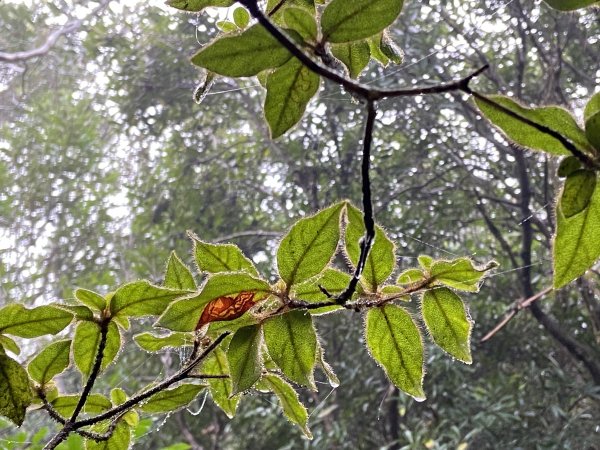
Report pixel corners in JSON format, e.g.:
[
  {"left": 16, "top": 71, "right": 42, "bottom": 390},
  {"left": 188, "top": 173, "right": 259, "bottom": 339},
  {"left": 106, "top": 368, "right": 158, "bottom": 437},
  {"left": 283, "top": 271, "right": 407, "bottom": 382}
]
[{"left": 196, "top": 291, "right": 256, "bottom": 329}]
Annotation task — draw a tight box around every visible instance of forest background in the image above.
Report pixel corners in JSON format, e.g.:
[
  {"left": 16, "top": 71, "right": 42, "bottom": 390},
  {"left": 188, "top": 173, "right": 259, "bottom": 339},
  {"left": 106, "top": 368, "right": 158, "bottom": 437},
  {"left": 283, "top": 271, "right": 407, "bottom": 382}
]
[{"left": 1, "top": 0, "right": 599, "bottom": 448}]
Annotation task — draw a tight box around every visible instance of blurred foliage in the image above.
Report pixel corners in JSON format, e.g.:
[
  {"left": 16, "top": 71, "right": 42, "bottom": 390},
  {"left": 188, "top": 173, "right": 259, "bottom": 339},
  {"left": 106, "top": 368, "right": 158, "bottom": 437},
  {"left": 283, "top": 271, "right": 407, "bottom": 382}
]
[{"left": 0, "top": 0, "right": 599, "bottom": 449}]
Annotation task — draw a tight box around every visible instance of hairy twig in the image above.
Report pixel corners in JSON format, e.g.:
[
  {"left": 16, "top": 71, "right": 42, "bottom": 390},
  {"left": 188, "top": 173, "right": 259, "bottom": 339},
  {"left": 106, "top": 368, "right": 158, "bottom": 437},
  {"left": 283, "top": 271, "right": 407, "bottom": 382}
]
[
  {"left": 236, "top": 0, "right": 489, "bottom": 307},
  {"left": 239, "top": 0, "right": 488, "bottom": 102},
  {"left": 72, "top": 332, "right": 230, "bottom": 429},
  {"left": 336, "top": 100, "right": 377, "bottom": 304},
  {"left": 44, "top": 318, "right": 111, "bottom": 449}
]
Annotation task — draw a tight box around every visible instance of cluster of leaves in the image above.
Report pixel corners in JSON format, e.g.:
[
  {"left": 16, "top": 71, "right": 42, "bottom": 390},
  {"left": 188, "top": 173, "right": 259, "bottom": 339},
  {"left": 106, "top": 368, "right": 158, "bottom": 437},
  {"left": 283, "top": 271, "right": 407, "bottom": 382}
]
[
  {"left": 0, "top": 201, "right": 495, "bottom": 446},
  {"left": 2, "top": 0, "right": 598, "bottom": 447},
  {"left": 475, "top": 91, "right": 600, "bottom": 288},
  {"left": 172, "top": 0, "right": 600, "bottom": 289},
  {"left": 171, "top": 0, "right": 405, "bottom": 138}
]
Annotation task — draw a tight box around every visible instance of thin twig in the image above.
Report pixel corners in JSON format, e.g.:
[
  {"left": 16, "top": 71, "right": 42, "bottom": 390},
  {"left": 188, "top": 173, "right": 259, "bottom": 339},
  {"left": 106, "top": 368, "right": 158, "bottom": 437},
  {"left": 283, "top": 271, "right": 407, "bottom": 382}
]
[
  {"left": 72, "top": 332, "right": 230, "bottom": 430},
  {"left": 239, "top": 0, "right": 488, "bottom": 102},
  {"left": 44, "top": 319, "right": 111, "bottom": 449},
  {"left": 38, "top": 389, "right": 121, "bottom": 441},
  {"left": 481, "top": 286, "right": 553, "bottom": 342},
  {"left": 336, "top": 100, "right": 377, "bottom": 304},
  {"left": 470, "top": 91, "right": 597, "bottom": 168}
]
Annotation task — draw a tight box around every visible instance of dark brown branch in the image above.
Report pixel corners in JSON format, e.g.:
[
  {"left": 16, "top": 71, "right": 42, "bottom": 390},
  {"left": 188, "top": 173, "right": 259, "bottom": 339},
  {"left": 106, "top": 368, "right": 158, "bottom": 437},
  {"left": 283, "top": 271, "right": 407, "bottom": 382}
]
[
  {"left": 471, "top": 91, "right": 597, "bottom": 169},
  {"left": 336, "top": 100, "right": 377, "bottom": 304},
  {"left": 239, "top": 0, "right": 487, "bottom": 102},
  {"left": 44, "top": 318, "right": 111, "bottom": 449},
  {"left": 38, "top": 389, "right": 122, "bottom": 441},
  {"left": 72, "top": 332, "right": 230, "bottom": 430},
  {"left": 71, "top": 321, "right": 110, "bottom": 422},
  {"left": 188, "top": 374, "right": 229, "bottom": 379},
  {"left": 267, "top": 0, "right": 287, "bottom": 16}
]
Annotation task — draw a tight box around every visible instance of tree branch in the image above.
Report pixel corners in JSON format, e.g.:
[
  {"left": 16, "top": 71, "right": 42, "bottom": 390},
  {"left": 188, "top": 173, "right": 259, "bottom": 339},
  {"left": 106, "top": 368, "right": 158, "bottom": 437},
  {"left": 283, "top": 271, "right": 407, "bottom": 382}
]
[
  {"left": 44, "top": 317, "right": 111, "bottom": 449},
  {"left": 336, "top": 100, "right": 376, "bottom": 304},
  {"left": 470, "top": 91, "right": 598, "bottom": 169},
  {"left": 72, "top": 332, "right": 230, "bottom": 430},
  {"left": 481, "top": 286, "right": 553, "bottom": 342},
  {"left": 0, "top": 0, "right": 111, "bottom": 63},
  {"left": 239, "top": 0, "right": 487, "bottom": 102}
]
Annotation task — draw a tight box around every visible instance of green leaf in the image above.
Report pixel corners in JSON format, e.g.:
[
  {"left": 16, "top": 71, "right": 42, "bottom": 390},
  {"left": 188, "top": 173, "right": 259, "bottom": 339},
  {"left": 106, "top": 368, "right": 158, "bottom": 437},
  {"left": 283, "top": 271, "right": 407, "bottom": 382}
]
[
  {"left": 28, "top": 339, "right": 71, "bottom": 385},
  {"left": 265, "top": 57, "right": 320, "bottom": 138},
  {"left": 277, "top": 202, "right": 344, "bottom": 287},
  {"left": 110, "top": 280, "right": 189, "bottom": 318},
  {"left": 164, "top": 252, "right": 197, "bottom": 291},
  {"left": 560, "top": 170, "right": 597, "bottom": 218},
  {"left": 0, "top": 335, "right": 20, "bottom": 356},
  {"left": 330, "top": 40, "right": 370, "bottom": 79},
  {"left": 58, "top": 305, "right": 95, "bottom": 322},
  {"left": 140, "top": 384, "right": 206, "bottom": 413},
  {"left": 283, "top": 7, "right": 317, "bottom": 41},
  {"left": 191, "top": 24, "right": 293, "bottom": 77},
  {"left": 110, "top": 388, "right": 127, "bottom": 406},
  {"left": 397, "top": 268, "right": 426, "bottom": 285},
  {"left": 260, "top": 374, "right": 312, "bottom": 438},
  {"left": 367, "top": 34, "right": 389, "bottom": 67},
  {"left": 216, "top": 20, "right": 238, "bottom": 33},
  {"left": 379, "top": 31, "right": 403, "bottom": 64},
  {"left": 365, "top": 305, "right": 425, "bottom": 401},
  {"left": 72, "top": 321, "right": 121, "bottom": 377},
  {"left": 74, "top": 288, "right": 106, "bottom": 311},
  {"left": 202, "top": 347, "right": 239, "bottom": 418},
  {"left": 585, "top": 92, "right": 600, "bottom": 122},
  {"left": 417, "top": 255, "right": 433, "bottom": 270},
  {"left": 557, "top": 156, "right": 582, "bottom": 178},
  {"left": 321, "top": 0, "right": 404, "bottom": 43},
  {"left": 85, "top": 421, "right": 131, "bottom": 450},
  {"left": 543, "top": 0, "right": 599, "bottom": 10},
  {"left": 0, "top": 354, "right": 32, "bottom": 426},
  {"left": 233, "top": 7, "right": 251, "bottom": 29},
  {"left": 51, "top": 394, "right": 112, "bottom": 416},
  {"left": 585, "top": 111, "right": 600, "bottom": 151},
  {"left": 421, "top": 288, "right": 472, "bottom": 363},
  {"left": 429, "top": 257, "right": 491, "bottom": 292},
  {"left": 227, "top": 325, "right": 262, "bottom": 395},
  {"left": 191, "top": 234, "right": 258, "bottom": 276},
  {"left": 345, "top": 203, "right": 396, "bottom": 291},
  {"left": 133, "top": 332, "right": 193, "bottom": 352},
  {"left": 474, "top": 94, "right": 592, "bottom": 156},
  {"left": 157, "top": 272, "right": 270, "bottom": 332},
  {"left": 554, "top": 180, "right": 600, "bottom": 288},
  {"left": 267, "top": 0, "right": 316, "bottom": 15},
  {"left": 291, "top": 268, "right": 349, "bottom": 315},
  {"left": 207, "top": 312, "right": 260, "bottom": 334},
  {"left": 110, "top": 388, "right": 139, "bottom": 429},
  {"left": 316, "top": 341, "right": 339, "bottom": 387},
  {"left": 263, "top": 310, "right": 317, "bottom": 389},
  {"left": 166, "top": 0, "right": 235, "bottom": 12},
  {"left": 0, "top": 305, "right": 73, "bottom": 338}
]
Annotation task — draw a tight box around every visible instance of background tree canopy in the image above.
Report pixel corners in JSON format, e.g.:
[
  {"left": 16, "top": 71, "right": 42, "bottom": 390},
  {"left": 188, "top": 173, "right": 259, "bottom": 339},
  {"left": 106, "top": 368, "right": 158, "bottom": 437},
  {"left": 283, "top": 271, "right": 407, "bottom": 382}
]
[{"left": 0, "top": 0, "right": 599, "bottom": 449}]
